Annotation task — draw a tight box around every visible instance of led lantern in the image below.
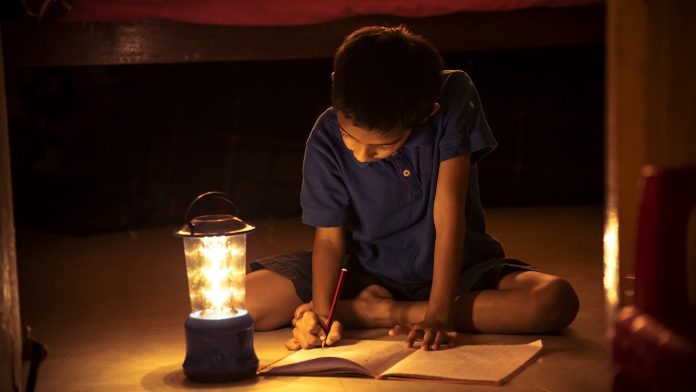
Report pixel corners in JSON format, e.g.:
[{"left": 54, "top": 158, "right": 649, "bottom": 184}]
[{"left": 175, "top": 191, "right": 258, "bottom": 382}]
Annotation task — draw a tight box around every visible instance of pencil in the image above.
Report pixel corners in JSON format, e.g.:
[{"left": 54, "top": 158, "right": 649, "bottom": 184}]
[{"left": 322, "top": 268, "right": 347, "bottom": 349}]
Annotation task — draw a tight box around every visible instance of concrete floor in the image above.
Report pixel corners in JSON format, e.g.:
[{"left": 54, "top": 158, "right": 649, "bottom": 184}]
[{"left": 16, "top": 205, "right": 610, "bottom": 391}]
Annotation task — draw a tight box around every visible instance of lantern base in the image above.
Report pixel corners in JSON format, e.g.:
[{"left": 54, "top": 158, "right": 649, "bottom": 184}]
[{"left": 183, "top": 312, "right": 258, "bottom": 382}]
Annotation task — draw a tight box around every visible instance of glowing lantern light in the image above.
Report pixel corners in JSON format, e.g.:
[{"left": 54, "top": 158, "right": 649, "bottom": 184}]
[{"left": 175, "top": 192, "right": 258, "bottom": 381}]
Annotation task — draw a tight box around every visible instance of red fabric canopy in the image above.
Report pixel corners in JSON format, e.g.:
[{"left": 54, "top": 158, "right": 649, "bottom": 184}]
[{"left": 62, "top": 0, "right": 604, "bottom": 26}]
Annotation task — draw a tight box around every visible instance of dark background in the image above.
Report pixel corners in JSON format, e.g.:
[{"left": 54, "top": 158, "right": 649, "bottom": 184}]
[{"left": 5, "top": 44, "right": 604, "bottom": 234}]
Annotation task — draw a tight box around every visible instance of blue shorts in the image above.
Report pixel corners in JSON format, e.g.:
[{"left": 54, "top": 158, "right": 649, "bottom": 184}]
[{"left": 250, "top": 251, "right": 535, "bottom": 303}]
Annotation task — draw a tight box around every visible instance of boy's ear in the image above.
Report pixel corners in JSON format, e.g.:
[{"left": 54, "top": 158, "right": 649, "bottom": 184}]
[
  {"left": 331, "top": 72, "right": 335, "bottom": 82},
  {"left": 430, "top": 102, "right": 441, "bottom": 116}
]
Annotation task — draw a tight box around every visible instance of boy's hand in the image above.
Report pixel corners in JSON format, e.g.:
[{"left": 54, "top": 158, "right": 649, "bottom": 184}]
[
  {"left": 388, "top": 319, "right": 457, "bottom": 351},
  {"left": 284, "top": 304, "right": 343, "bottom": 350}
]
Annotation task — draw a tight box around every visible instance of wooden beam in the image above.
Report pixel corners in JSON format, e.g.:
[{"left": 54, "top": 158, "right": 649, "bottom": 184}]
[
  {"left": 0, "top": 25, "right": 24, "bottom": 392},
  {"left": 2, "top": 5, "right": 603, "bottom": 67},
  {"left": 606, "top": 0, "right": 696, "bottom": 313}
]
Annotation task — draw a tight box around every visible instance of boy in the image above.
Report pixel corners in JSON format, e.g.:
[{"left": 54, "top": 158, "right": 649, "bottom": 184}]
[{"left": 246, "top": 26, "right": 579, "bottom": 351}]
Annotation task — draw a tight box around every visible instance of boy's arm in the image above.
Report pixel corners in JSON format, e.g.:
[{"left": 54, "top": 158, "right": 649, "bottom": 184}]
[
  {"left": 286, "top": 226, "right": 345, "bottom": 350},
  {"left": 312, "top": 226, "right": 346, "bottom": 316},
  {"left": 413, "top": 154, "right": 470, "bottom": 349}
]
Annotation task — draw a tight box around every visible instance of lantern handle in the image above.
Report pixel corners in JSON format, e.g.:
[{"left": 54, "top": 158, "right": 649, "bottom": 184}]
[{"left": 183, "top": 191, "right": 240, "bottom": 235}]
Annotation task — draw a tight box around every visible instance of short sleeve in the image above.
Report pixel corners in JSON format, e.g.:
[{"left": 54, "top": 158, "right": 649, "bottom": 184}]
[
  {"left": 300, "top": 132, "right": 351, "bottom": 228},
  {"left": 438, "top": 72, "right": 497, "bottom": 163}
]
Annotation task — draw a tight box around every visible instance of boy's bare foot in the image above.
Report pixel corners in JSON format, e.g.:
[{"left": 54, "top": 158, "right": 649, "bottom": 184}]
[
  {"left": 340, "top": 284, "right": 426, "bottom": 328},
  {"left": 357, "top": 284, "right": 393, "bottom": 301},
  {"left": 349, "top": 284, "right": 394, "bottom": 327}
]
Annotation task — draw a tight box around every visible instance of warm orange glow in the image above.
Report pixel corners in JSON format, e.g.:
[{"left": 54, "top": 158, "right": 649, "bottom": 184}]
[
  {"left": 604, "top": 207, "right": 620, "bottom": 326},
  {"left": 183, "top": 235, "right": 246, "bottom": 319}
]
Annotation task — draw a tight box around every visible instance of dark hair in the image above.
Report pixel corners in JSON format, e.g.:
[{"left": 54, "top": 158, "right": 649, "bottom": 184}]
[{"left": 332, "top": 26, "right": 443, "bottom": 134}]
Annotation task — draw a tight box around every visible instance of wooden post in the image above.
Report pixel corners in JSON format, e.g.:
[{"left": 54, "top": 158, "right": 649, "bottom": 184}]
[
  {"left": 606, "top": 0, "right": 696, "bottom": 321},
  {"left": 0, "top": 27, "right": 24, "bottom": 392}
]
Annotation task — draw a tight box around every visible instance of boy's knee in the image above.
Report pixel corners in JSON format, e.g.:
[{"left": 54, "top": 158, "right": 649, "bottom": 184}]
[
  {"left": 245, "top": 292, "right": 273, "bottom": 332},
  {"left": 247, "top": 298, "right": 297, "bottom": 332},
  {"left": 245, "top": 269, "right": 301, "bottom": 331},
  {"left": 527, "top": 277, "right": 579, "bottom": 333}
]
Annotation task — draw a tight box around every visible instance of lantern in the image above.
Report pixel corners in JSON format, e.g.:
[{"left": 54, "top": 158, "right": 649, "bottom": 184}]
[{"left": 175, "top": 192, "right": 258, "bottom": 382}]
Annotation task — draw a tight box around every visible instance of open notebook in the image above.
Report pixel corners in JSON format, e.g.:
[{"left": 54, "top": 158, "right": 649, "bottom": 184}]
[{"left": 259, "top": 339, "right": 542, "bottom": 385}]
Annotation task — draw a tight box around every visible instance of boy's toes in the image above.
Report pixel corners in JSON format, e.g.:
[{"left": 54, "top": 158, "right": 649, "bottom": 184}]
[{"left": 388, "top": 325, "right": 409, "bottom": 336}]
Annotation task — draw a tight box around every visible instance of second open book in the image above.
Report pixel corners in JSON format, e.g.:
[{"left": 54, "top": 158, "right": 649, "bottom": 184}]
[{"left": 259, "top": 338, "right": 542, "bottom": 385}]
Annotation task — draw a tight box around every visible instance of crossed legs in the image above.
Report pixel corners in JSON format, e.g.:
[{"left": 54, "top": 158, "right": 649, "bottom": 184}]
[{"left": 246, "top": 269, "right": 579, "bottom": 334}]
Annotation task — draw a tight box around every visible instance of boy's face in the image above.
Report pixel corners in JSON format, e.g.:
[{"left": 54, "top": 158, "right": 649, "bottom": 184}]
[{"left": 336, "top": 110, "right": 411, "bottom": 163}]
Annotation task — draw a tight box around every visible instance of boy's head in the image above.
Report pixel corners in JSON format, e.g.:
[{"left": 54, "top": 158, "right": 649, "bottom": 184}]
[{"left": 332, "top": 26, "right": 444, "bottom": 136}]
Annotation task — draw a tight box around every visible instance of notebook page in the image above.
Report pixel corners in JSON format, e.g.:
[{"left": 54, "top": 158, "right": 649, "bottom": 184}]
[
  {"left": 260, "top": 357, "right": 370, "bottom": 377},
  {"left": 261, "top": 339, "right": 413, "bottom": 377},
  {"left": 380, "top": 340, "right": 542, "bottom": 385}
]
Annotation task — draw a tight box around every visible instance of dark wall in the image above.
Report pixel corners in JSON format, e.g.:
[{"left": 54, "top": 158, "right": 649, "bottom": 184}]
[
  {"left": 461, "top": 46, "right": 605, "bottom": 206},
  {"left": 6, "top": 44, "right": 604, "bottom": 234}
]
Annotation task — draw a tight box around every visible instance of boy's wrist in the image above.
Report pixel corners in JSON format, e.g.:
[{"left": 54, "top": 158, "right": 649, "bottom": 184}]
[
  {"left": 424, "top": 312, "right": 452, "bottom": 325},
  {"left": 424, "top": 301, "right": 454, "bottom": 325},
  {"left": 311, "top": 300, "right": 331, "bottom": 318}
]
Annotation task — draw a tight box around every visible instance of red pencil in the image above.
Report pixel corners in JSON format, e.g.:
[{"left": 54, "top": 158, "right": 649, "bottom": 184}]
[{"left": 322, "top": 268, "right": 347, "bottom": 349}]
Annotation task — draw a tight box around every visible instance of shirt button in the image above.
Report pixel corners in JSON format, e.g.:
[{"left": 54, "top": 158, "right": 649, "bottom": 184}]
[{"left": 402, "top": 169, "right": 411, "bottom": 177}]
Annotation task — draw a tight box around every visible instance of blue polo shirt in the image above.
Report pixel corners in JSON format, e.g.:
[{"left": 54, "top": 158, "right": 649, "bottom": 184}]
[{"left": 300, "top": 70, "right": 504, "bottom": 284}]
